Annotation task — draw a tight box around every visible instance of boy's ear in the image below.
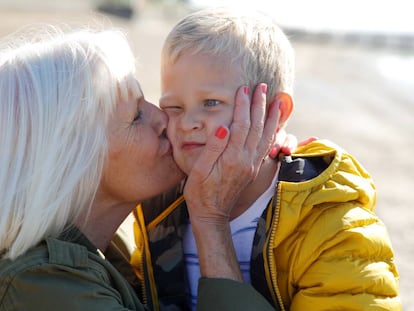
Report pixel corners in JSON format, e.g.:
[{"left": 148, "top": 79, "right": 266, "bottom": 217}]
[{"left": 272, "top": 92, "right": 294, "bottom": 127}]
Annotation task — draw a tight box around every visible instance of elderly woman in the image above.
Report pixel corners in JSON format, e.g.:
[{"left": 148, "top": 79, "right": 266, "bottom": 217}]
[{"left": 0, "top": 27, "right": 280, "bottom": 310}]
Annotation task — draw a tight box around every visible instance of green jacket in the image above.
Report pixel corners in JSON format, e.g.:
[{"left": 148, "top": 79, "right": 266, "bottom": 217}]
[
  {"left": 131, "top": 140, "right": 401, "bottom": 311},
  {"left": 0, "top": 228, "right": 273, "bottom": 310}
]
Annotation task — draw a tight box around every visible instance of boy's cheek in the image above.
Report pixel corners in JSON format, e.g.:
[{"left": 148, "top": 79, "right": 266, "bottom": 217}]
[
  {"left": 222, "top": 108, "right": 234, "bottom": 128},
  {"left": 165, "top": 122, "right": 177, "bottom": 140}
]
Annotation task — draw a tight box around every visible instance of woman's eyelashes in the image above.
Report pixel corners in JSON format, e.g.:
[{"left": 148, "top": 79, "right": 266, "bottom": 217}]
[
  {"left": 132, "top": 97, "right": 145, "bottom": 124},
  {"left": 132, "top": 109, "right": 142, "bottom": 123}
]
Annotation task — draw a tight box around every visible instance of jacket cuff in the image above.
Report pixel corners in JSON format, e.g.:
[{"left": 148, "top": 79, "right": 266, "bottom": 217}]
[{"left": 197, "top": 277, "right": 273, "bottom": 310}]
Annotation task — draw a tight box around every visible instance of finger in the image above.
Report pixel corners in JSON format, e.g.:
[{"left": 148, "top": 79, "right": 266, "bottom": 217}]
[
  {"left": 280, "top": 133, "right": 298, "bottom": 156},
  {"left": 245, "top": 83, "right": 267, "bottom": 153},
  {"left": 269, "top": 129, "right": 287, "bottom": 159},
  {"left": 228, "top": 85, "right": 250, "bottom": 151},
  {"left": 255, "top": 95, "right": 280, "bottom": 162},
  {"left": 298, "top": 136, "right": 318, "bottom": 146},
  {"left": 189, "top": 126, "right": 230, "bottom": 179},
  {"left": 269, "top": 145, "right": 281, "bottom": 159},
  {"left": 278, "top": 136, "right": 317, "bottom": 159}
]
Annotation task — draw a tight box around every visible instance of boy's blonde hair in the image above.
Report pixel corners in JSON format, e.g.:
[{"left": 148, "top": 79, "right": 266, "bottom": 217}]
[{"left": 161, "top": 7, "right": 295, "bottom": 100}]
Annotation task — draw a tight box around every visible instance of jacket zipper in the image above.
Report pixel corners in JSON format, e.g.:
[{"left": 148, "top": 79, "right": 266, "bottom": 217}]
[
  {"left": 266, "top": 183, "right": 286, "bottom": 311},
  {"left": 134, "top": 207, "right": 159, "bottom": 311},
  {"left": 139, "top": 248, "right": 147, "bottom": 305},
  {"left": 135, "top": 196, "right": 184, "bottom": 311}
]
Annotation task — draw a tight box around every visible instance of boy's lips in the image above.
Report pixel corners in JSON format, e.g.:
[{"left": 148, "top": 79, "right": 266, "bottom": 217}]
[{"left": 181, "top": 141, "right": 205, "bottom": 151}]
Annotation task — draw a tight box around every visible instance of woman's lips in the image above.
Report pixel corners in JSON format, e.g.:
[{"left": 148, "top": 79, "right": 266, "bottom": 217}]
[{"left": 161, "top": 138, "right": 175, "bottom": 156}]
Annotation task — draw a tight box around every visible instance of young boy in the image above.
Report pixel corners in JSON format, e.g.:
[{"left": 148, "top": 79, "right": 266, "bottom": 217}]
[{"left": 130, "top": 7, "right": 401, "bottom": 311}]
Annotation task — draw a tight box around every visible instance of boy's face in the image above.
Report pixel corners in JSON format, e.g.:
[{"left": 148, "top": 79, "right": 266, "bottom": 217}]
[{"left": 160, "top": 52, "right": 244, "bottom": 174}]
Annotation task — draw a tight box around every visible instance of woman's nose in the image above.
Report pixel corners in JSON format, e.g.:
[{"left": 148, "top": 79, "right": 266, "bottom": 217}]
[
  {"left": 149, "top": 102, "right": 169, "bottom": 136},
  {"left": 158, "top": 110, "right": 169, "bottom": 135}
]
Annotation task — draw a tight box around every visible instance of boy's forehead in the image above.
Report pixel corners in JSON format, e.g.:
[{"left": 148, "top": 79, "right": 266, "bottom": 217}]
[
  {"left": 166, "top": 51, "right": 241, "bottom": 75},
  {"left": 160, "top": 51, "right": 245, "bottom": 103},
  {"left": 163, "top": 53, "right": 244, "bottom": 84}
]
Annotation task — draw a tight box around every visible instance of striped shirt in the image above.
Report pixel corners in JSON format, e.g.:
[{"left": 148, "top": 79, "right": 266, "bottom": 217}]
[{"left": 183, "top": 176, "right": 278, "bottom": 310}]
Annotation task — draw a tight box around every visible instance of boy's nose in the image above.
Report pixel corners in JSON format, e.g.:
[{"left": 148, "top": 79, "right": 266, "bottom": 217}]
[{"left": 179, "top": 111, "right": 202, "bottom": 131}]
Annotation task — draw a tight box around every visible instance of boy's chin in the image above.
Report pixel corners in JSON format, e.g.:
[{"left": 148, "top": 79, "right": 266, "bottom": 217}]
[
  {"left": 179, "top": 161, "right": 195, "bottom": 176},
  {"left": 174, "top": 156, "right": 198, "bottom": 176}
]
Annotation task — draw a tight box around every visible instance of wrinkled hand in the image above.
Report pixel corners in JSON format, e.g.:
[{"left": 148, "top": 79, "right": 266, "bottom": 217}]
[{"left": 184, "top": 84, "right": 279, "bottom": 225}]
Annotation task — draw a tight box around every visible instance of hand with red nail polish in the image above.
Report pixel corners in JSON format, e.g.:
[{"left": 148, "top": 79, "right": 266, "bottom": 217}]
[{"left": 183, "top": 83, "right": 278, "bottom": 283}]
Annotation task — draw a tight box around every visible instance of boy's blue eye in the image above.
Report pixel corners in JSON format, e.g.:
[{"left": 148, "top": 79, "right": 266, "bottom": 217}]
[{"left": 204, "top": 99, "right": 220, "bottom": 107}]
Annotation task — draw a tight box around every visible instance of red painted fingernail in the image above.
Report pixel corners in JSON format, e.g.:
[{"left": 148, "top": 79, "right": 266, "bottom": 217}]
[
  {"left": 261, "top": 84, "right": 267, "bottom": 93},
  {"left": 269, "top": 147, "right": 278, "bottom": 158},
  {"left": 243, "top": 86, "right": 249, "bottom": 95},
  {"left": 215, "top": 126, "right": 227, "bottom": 139},
  {"left": 281, "top": 146, "right": 291, "bottom": 156}
]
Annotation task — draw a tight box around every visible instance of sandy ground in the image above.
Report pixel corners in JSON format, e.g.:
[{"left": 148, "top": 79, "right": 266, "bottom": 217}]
[{"left": 0, "top": 1, "right": 413, "bottom": 309}]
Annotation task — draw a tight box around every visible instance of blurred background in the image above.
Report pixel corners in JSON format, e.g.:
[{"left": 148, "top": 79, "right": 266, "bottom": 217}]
[{"left": 1, "top": 0, "right": 412, "bottom": 308}]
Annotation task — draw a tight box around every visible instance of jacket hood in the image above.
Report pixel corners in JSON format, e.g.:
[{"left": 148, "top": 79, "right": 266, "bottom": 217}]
[{"left": 273, "top": 139, "right": 377, "bottom": 246}]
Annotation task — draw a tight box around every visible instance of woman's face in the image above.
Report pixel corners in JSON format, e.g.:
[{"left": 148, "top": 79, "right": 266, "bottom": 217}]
[{"left": 99, "top": 86, "right": 185, "bottom": 206}]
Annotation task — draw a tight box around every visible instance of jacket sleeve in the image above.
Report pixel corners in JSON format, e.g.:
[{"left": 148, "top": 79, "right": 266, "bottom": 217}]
[
  {"left": 196, "top": 278, "right": 273, "bottom": 311},
  {"left": 288, "top": 204, "right": 401, "bottom": 311},
  {"left": 0, "top": 263, "right": 146, "bottom": 311}
]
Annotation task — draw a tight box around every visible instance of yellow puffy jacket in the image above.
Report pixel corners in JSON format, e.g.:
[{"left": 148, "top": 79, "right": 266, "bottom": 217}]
[{"left": 131, "top": 140, "right": 401, "bottom": 310}]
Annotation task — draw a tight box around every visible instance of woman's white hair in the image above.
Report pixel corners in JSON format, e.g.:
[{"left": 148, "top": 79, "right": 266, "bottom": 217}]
[
  {"left": 161, "top": 7, "right": 295, "bottom": 100},
  {"left": 0, "top": 26, "right": 139, "bottom": 259}
]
